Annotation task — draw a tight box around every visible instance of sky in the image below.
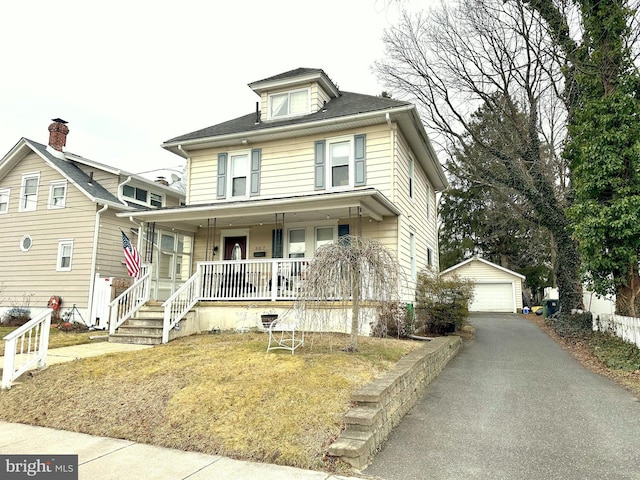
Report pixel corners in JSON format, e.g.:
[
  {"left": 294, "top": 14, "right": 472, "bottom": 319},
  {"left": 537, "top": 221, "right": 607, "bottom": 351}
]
[{"left": 0, "top": 0, "right": 430, "bottom": 179}]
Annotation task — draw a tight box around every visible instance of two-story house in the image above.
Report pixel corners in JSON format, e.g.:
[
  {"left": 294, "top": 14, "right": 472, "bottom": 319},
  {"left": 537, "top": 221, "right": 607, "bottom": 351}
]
[
  {"left": 120, "top": 68, "right": 447, "bottom": 338},
  {"left": 0, "top": 119, "right": 185, "bottom": 328}
]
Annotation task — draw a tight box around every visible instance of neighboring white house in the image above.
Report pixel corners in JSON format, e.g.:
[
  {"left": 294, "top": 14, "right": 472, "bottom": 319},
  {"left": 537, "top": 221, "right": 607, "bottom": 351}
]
[{"left": 440, "top": 257, "right": 525, "bottom": 313}]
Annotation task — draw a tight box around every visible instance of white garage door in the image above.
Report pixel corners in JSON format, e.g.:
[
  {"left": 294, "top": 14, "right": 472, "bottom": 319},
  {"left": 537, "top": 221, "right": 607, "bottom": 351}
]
[{"left": 469, "top": 283, "right": 514, "bottom": 312}]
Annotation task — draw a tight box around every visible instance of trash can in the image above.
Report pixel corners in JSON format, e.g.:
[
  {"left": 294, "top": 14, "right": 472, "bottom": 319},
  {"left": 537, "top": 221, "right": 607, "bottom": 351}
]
[{"left": 542, "top": 299, "right": 559, "bottom": 318}]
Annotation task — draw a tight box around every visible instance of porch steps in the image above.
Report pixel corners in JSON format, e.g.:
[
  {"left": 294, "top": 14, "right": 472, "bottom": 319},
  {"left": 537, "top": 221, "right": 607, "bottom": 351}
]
[{"left": 109, "top": 304, "right": 164, "bottom": 346}]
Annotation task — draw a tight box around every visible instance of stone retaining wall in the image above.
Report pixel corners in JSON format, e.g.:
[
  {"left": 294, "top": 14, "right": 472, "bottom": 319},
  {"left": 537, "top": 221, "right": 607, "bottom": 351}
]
[{"left": 328, "top": 336, "right": 462, "bottom": 470}]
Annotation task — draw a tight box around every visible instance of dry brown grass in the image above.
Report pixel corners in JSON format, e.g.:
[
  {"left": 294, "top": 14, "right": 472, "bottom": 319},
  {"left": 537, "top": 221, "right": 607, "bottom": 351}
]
[
  {"left": 0, "top": 327, "right": 94, "bottom": 357},
  {"left": 0, "top": 332, "right": 421, "bottom": 473}
]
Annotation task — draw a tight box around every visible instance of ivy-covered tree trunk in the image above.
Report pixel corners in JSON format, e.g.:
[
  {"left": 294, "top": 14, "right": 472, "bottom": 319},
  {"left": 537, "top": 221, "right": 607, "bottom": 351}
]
[{"left": 525, "top": 0, "right": 640, "bottom": 316}]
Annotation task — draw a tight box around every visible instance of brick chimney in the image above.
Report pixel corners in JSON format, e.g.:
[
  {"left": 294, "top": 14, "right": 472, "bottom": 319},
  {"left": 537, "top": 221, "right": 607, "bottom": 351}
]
[{"left": 48, "top": 118, "right": 69, "bottom": 152}]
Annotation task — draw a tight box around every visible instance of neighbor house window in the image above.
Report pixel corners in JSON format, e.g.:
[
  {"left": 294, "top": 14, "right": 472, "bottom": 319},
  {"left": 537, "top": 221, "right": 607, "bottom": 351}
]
[
  {"left": 48, "top": 181, "right": 67, "bottom": 208},
  {"left": 122, "top": 185, "right": 148, "bottom": 204},
  {"left": 20, "top": 235, "right": 33, "bottom": 252},
  {"left": 269, "top": 89, "right": 309, "bottom": 118},
  {"left": 230, "top": 153, "right": 249, "bottom": 197},
  {"left": 0, "top": 188, "right": 9, "bottom": 213},
  {"left": 19, "top": 173, "right": 40, "bottom": 212},
  {"left": 57, "top": 240, "right": 73, "bottom": 271},
  {"left": 150, "top": 192, "right": 163, "bottom": 207}
]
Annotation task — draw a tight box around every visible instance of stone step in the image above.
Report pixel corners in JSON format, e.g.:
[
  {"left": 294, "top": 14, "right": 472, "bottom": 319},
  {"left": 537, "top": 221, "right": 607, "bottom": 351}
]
[
  {"left": 123, "top": 317, "right": 164, "bottom": 327},
  {"left": 116, "top": 325, "right": 163, "bottom": 336},
  {"left": 108, "top": 333, "right": 162, "bottom": 345}
]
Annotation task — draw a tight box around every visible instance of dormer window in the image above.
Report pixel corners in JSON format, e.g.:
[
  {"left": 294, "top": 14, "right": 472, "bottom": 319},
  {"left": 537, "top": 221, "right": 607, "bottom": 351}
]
[{"left": 268, "top": 88, "right": 309, "bottom": 119}]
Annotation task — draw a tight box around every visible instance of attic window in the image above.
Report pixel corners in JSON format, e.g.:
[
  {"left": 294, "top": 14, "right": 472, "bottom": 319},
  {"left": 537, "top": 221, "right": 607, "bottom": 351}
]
[{"left": 268, "top": 88, "right": 309, "bottom": 119}]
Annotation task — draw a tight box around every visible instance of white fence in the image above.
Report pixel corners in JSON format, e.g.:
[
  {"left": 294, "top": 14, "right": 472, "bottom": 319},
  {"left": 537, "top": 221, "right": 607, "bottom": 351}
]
[{"left": 593, "top": 313, "right": 640, "bottom": 349}]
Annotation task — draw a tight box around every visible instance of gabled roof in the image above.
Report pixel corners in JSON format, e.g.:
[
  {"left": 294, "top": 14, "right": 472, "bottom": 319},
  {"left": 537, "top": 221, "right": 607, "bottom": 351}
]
[
  {"left": 0, "top": 138, "right": 185, "bottom": 210},
  {"left": 440, "top": 256, "right": 526, "bottom": 279},
  {"left": 164, "top": 91, "right": 411, "bottom": 144}
]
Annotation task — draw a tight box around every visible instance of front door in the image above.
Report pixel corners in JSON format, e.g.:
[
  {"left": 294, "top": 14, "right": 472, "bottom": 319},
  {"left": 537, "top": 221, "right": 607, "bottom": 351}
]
[{"left": 224, "top": 236, "right": 247, "bottom": 260}]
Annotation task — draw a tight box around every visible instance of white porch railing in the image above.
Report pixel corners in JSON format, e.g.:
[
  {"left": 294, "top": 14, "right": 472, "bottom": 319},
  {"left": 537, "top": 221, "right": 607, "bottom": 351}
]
[
  {"left": 2, "top": 309, "right": 53, "bottom": 390},
  {"left": 162, "top": 268, "right": 202, "bottom": 343},
  {"left": 109, "top": 265, "right": 151, "bottom": 336},
  {"left": 159, "top": 258, "right": 311, "bottom": 343},
  {"left": 594, "top": 313, "right": 640, "bottom": 349},
  {"left": 199, "top": 258, "right": 310, "bottom": 302}
]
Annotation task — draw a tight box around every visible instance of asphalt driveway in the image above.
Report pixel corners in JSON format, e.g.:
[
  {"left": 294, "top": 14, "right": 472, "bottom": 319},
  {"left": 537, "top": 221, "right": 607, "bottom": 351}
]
[{"left": 364, "top": 313, "right": 640, "bottom": 480}]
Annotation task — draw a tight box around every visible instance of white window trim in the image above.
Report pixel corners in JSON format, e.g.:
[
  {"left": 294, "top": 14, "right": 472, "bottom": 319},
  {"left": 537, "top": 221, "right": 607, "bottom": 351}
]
[
  {"left": 284, "top": 220, "right": 337, "bottom": 257},
  {"left": 57, "top": 239, "right": 74, "bottom": 272},
  {"left": 267, "top": 87, "right": 311, "bottom": 119},
  {"left": 0, "top": 188, "right": 10, "bottom": 214},
  {"left": 226, "top": 149, "right": 251, "bottom": 199},
  {"left": 20, "top": 234, "right": 33, "bottom": 252},
  {"left": 410, "top": 233, "right": 416, "bottom": 281},
  {"left": 409, "top": 157, "right": 415, "bottom": 200},
  {"left": 48, "top": 180, "right": 67, "bottom": 209},
  {"left": 19, "top": 172, "right": 40, "bottom": 212},
  {"left": 325, "top": 135, "right": 355, "bottom": 190},
  {"left": 150, "top": 192, "right": 164, "bottom": 208}
]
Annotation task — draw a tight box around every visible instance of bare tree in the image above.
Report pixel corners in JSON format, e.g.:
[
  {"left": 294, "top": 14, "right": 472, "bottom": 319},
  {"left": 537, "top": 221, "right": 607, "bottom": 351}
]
[{"left": 375, "top": 0, "right": 583, "bottom": 312}]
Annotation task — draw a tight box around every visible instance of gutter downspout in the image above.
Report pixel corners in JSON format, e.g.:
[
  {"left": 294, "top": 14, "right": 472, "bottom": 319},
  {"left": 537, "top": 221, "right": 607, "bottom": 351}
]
[
  {"left": 387, "top": 112, "right": 405, "bottom": 301},
  {"left": 177, "top": 144, "right": 189, "bottom": 204},
  {"left": 87, "top": 204, "right": 109, "bottom": 327},
  {"left": 117, "top": 176, "right": 133, "bottom": 206}
]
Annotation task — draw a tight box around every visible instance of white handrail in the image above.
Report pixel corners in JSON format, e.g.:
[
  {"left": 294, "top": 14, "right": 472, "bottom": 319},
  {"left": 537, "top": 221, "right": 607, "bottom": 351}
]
[
  {"left": 161, "top": 267, "right": 202, "bottom": 343},
  {"left": 2, "top": 309, "right": 53, "bottom": 390},
  {"left": 109, "top": 265, "right": 151, "bottom": 336}
]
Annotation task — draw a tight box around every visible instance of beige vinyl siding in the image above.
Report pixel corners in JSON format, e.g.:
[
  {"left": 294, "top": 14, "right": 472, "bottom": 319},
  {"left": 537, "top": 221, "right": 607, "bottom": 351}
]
[
  {"left": 392, "top": 131, "right": 439, "bottom": 290},
  {"left": 94, "top": 210, "right": 142, "bottom": 279},
  {"left": 188, "top": 123, "right": 396, "bottom": 204},
  {"left": 0, "top": 153, "right": 96, "bottom": 310}
]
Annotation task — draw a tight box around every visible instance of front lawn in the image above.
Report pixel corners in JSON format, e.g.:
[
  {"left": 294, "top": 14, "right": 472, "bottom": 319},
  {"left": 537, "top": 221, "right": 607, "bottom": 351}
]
[{"left": 0, "top": 332, "right": 421, "bottom": 473}]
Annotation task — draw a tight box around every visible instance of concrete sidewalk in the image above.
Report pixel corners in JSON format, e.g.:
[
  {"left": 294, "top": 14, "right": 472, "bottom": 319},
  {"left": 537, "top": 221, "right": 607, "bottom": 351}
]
[{"left": 0, "top": 422, "right": 366, "bottom": 480}]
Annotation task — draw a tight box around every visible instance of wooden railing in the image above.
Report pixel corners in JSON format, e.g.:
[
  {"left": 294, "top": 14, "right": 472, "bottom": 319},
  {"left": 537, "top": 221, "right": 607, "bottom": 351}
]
[
  {"left": 109, "top": 265, "right": 151, "bottom": 336},
  {"left": 2, "top": 309, "right": 53, "bottom": 390}
]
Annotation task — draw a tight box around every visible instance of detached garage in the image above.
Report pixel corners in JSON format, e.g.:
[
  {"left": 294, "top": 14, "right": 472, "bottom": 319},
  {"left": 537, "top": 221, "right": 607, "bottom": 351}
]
[{"left": 440, "top": 257, "right": 525, "bottom": 313}]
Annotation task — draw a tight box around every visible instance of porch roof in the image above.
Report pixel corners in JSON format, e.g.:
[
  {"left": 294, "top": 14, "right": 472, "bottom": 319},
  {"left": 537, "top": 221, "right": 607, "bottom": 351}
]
[{"left": 119, "top": 188, "right": 401, "bottom": 231}]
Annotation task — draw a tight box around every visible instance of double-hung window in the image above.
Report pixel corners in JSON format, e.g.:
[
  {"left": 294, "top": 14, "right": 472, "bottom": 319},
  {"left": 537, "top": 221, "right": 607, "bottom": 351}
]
[
  {"left": 315, "top": 134, "right": 365, "bottom": 191},
  {"left": 48, "top": 181, "right": 67, "bottom": 209},
  {"left": 269, "top": 89, "right": 309, "bottom": 119},
  {"left": 329, "top": 140, "right": 351, "bottom": 187},
  {"left": 20, "top": 173, "right": 40, "bottom": 212},
  {"left": 230, "top": 153, "right": 249, "bottom": 197},
  {"left": 57, "top": 240, "right": 73, "bottom": 271},
  {"left": 315, "top": 227, "right": 334, "bottom": 251},
  {"left": 0, "top": 188, "right": 9, "bottom": 213}
]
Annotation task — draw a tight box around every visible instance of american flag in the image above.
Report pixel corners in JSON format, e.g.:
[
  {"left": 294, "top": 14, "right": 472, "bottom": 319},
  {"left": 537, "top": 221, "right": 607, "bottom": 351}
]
[{"left": 121, "top": 230, "right": 141, "bottom": 278}]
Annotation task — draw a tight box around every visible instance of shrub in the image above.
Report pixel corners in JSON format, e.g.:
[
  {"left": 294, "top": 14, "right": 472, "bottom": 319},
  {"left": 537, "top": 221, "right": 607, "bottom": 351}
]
[
  {"left": 545, "top": 311, "right": 592, "bottom": 343},
  {"left": 1, "top": 307, "right": 31, "bottom": 326},
  {"left": 415, "top": 269, "right": 475, "bottom": 335},
  {"left": 371, "top": 301, "right": 413, "bottom": 338}
]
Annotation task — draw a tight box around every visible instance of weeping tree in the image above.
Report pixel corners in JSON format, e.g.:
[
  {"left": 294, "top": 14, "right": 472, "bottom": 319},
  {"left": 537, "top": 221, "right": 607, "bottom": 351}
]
[{"left": 294, "top": 235, "right": 404, "bottom": 352}]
